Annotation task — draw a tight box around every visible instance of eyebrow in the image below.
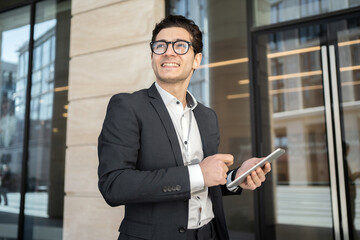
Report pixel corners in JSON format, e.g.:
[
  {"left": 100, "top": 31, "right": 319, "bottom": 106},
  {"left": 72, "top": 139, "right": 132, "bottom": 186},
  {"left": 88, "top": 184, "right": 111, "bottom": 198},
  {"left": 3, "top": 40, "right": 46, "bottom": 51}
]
[{"left": 155, "top": 38, "right": 188, "bottom": 42}]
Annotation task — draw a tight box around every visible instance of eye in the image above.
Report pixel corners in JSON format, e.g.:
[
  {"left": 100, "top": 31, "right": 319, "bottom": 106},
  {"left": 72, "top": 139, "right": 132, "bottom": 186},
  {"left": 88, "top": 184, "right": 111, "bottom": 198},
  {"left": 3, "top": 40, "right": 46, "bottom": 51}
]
[
  {"left": 154, "top": 42, "right": 166, "bottom": 49},
  {"left": 175, "top": 42, "right": 187, "bottom": 48}
]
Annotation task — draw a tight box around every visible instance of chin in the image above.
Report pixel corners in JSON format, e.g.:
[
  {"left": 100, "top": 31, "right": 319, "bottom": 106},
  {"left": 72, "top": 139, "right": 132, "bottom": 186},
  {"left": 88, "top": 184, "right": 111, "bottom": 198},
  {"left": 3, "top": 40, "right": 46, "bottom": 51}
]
[
  {"left": 158, "top": 78, "right": 183, "bottom": 84},
  {"left": 157, "top": 74, "right": 183, "bottom": 83}
]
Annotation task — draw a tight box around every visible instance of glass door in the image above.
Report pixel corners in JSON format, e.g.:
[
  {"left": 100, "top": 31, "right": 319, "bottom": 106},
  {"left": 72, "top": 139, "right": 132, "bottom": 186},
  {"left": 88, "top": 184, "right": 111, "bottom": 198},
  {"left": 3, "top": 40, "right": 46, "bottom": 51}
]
[
  {"left": 254, "top": 15, "right": 360, "bottom": 240},
  {"left": 329, "top": 17, "right": 360, "bottom": 240},
  {"left": 0, "top": 6, "right": 30, "bottom": 239}
]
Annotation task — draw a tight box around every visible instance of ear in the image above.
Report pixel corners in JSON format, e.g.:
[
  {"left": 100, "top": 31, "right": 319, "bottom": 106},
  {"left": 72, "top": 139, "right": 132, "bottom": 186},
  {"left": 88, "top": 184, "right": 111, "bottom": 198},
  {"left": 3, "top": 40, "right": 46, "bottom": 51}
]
[{"left": 192, "top": 53, "right": 202, "bottom": 70}]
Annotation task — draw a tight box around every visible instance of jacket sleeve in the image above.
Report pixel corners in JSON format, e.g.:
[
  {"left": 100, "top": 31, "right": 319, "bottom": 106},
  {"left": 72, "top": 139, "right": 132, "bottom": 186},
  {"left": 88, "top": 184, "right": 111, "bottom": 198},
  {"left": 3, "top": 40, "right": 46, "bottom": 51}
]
[{"left": 98, "top": 94, "right": 191, "bottom": 207}]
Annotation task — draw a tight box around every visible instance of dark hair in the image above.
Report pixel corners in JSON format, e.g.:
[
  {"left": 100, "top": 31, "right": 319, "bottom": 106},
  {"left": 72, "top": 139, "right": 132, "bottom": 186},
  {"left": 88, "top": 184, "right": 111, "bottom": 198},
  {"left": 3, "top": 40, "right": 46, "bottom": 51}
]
[{"left": 151, "top": 15, "right": 203, "bottom": 54}]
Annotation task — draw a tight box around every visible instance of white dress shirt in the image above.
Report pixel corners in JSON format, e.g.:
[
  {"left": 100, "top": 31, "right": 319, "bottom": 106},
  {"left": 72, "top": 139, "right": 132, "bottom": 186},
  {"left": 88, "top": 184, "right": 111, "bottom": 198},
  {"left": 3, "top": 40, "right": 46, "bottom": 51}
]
[{"left": 155, "top": 83, "right": 237, "bottom": 229}]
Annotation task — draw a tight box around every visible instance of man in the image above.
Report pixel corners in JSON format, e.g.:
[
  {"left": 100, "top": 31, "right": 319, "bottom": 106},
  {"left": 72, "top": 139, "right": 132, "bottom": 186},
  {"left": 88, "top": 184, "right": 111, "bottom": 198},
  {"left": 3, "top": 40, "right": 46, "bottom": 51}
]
[
  {"left": 0, "top": 162, "right": 10, "bottom": 206},
  {"left": 0, "top": 97, "right": 15, "bottom": 207},
  {"left": 0, "top": 97, "right": 16, "bottom": 148},
  {"left": 98, "top": 15, "right": 271, "bottom": 240}
]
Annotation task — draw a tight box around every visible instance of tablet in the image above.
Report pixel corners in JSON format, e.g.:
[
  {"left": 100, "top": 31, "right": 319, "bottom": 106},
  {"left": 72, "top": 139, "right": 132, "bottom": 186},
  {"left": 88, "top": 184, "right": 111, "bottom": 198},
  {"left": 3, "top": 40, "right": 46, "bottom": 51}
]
[{"left": 227, "top": 148, "right": 285, "bottom": 188}]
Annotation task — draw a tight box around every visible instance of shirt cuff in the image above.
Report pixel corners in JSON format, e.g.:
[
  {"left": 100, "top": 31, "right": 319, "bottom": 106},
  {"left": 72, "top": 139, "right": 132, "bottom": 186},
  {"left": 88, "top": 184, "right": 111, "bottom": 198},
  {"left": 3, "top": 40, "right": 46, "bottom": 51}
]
[
  {"left": 226, "top": 170, "right": 240, "bottom": 192},
  {"left": 188, "top": 164, "right": 205, "bottom": 193}
]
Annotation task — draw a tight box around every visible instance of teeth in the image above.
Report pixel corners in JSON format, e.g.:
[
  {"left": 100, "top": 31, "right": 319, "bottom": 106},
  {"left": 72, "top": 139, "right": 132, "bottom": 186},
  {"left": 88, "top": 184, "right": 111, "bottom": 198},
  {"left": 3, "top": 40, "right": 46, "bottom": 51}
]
[{"left": 162, "top": 63, "right": 179, "bottom": 67}]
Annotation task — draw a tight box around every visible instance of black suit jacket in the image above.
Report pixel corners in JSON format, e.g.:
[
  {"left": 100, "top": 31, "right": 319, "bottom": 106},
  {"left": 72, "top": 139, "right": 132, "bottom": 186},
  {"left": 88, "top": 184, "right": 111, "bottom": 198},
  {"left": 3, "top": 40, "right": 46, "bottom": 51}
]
[{"left": 98, "top": 83, "right": 240, "bottom": 240}]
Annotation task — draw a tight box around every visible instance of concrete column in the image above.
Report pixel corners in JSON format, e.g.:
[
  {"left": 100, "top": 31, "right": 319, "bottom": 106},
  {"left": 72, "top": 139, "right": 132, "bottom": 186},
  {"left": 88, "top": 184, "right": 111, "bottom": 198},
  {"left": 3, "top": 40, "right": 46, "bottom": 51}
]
[{"left": 63, "top": 0, "right": 164, "bottom": 239}]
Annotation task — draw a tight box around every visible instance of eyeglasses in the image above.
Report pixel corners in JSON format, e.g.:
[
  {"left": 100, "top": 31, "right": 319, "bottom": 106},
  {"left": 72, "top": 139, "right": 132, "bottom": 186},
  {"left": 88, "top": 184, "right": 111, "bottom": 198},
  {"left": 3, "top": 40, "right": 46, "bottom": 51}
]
[{"left": 150, "top": 40, "right": 194, "bottom": 55}]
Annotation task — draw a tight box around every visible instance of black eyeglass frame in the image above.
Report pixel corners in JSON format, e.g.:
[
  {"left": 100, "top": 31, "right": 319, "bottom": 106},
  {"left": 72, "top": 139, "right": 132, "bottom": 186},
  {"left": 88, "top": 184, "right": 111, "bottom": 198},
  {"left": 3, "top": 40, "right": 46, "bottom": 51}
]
[{"left": 150, "top": 40, "right": 196, "bottom": 55}]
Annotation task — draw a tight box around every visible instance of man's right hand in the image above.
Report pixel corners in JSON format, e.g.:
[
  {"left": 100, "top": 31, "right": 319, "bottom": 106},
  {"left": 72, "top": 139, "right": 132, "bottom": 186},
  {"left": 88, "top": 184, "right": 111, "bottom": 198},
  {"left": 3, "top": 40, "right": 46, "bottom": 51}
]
[{"left": 199, "top": 154, "right": 234, "bottom": 187}]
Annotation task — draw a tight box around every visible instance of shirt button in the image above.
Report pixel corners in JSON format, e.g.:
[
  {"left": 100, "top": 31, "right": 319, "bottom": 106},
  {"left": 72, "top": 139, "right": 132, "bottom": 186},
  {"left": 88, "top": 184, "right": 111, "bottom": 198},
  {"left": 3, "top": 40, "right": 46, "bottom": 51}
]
[
  {"left": 197, "top": 196, "right": 200, "bottom": 200},
  {"left": 176, "top": 101, "right": 180, "bottom": 104},
  {"left": 184, "top": 141, "right": 187, "bottom": 145}
]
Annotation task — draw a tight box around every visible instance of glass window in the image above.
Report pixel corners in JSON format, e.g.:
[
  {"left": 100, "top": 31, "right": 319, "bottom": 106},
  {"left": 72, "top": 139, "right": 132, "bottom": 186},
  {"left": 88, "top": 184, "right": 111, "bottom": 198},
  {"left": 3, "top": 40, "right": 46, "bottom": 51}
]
[
  {"left": 33, "top": 46, "right": 42, "bottom": 71},
  {"left": 168, "top": 0, "right": 254, "bottom": 238},
  {"left": 23, "top": 1, "right": 70, "bottom": 239},
  {"left": 253, "top": 17, "right": 360, "bottom": 239},
  {"left": 42, "top": 39, "right": 51, "bottom": 66},
  {"left": 254, "top": 0, "right": 360, "bottom": 27},
  {"left": 255, "top": 25, "right": 333, "bottom": 239},
  {"left": 334, "top": 18, "right": 360, "bottom": 239},
  {"left": 51, "top": 36, "right": 56, "bottom": 62},
  {"left": 0, "top": 5, "right": 30, "bottom": 239}
]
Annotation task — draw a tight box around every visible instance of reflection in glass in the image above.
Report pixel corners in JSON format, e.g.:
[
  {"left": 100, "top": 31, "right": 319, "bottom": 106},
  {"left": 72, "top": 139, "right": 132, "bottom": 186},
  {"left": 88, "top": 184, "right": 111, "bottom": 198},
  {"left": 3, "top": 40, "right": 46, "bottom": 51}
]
[
  {"left": 168, "top": 0, "right": 254, "bottom": 238},
  {"left": 254, "top": 0, "right": 360, "bottom": 27},
  {"left": 22, "top": 0, "right": 70, "bottom": 239},
  {"left": 336, "top": 19, "right": 360, "bottom": 239},
  {"left": 0, "top": 6, "right": 30, "bottom": 239},
  {"left": 257, "top": 25, "right": 334, "bottom": 239}
]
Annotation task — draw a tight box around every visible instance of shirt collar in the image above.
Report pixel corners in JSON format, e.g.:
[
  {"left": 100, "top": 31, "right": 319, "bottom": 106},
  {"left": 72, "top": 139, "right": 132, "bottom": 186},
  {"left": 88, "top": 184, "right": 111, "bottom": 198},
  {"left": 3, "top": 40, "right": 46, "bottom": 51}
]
[{"left": 155, "top": 82, "right": 198, "bottom": 110}]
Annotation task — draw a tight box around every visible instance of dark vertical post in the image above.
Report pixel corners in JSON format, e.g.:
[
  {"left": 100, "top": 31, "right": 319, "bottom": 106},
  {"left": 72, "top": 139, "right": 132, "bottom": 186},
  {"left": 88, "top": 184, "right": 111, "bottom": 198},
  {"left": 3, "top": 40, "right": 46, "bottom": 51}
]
[
  {"left": 245, "top": 2, "right": 263, "bottom": 240},
  {"left": 246, "top": 1, "right": 276, "bottom": 240},
  {"left": 18, "top": 1, "right": 36, "bottom": 239}
]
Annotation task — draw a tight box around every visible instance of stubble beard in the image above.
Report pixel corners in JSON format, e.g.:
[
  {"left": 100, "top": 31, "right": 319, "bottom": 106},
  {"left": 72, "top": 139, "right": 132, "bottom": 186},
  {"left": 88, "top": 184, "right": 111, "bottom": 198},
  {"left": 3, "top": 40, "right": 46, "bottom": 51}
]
[
  {"left": 153, "top": 67, "right": 194, "bottom": 86},
  {"left": 155, "top": 74, "right": 186, "bottom": 85}
]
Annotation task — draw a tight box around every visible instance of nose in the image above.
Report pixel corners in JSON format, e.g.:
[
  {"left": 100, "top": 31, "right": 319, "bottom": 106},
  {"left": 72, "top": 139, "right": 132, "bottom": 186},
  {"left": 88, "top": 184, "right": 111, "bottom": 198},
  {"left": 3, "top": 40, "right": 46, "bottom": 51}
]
[{"left": 164, "top": 43, "right": 176, "bottom": 56}]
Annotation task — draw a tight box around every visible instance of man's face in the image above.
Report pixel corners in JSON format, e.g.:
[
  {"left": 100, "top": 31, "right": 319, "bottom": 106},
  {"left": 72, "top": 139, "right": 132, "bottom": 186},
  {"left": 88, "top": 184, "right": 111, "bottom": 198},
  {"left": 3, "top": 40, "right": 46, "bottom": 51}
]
[{"left": 151, "top": 27, "right": 202, "bottom": 85}]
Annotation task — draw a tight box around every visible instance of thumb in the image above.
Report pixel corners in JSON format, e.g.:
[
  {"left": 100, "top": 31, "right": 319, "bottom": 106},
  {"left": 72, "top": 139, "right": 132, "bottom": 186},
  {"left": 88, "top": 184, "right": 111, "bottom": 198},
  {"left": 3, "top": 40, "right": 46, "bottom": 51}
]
[{"left": 216, "top": 154, "right": 234, "bottom": 167}]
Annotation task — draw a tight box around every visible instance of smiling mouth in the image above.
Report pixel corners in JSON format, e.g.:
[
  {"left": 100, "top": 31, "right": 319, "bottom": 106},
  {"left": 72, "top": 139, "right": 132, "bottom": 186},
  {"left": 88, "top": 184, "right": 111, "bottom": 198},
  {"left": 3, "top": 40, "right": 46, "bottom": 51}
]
[{"left": 161, "top": 62, "right": 180, "bottom": 67}]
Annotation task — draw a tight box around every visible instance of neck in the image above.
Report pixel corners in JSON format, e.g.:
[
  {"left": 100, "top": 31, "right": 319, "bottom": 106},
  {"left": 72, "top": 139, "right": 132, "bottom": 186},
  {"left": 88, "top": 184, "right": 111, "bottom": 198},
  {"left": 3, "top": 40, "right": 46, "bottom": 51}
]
[{"left": 156, "top": 80, "right": 188, "bottom": 108}]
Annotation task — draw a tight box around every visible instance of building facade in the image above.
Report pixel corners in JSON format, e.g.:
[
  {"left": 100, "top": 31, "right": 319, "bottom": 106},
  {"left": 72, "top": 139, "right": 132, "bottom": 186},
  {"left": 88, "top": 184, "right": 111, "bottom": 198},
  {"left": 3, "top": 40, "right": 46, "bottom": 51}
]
[{"left": 0, "top": 0, "right": 359, "bottom": 239}]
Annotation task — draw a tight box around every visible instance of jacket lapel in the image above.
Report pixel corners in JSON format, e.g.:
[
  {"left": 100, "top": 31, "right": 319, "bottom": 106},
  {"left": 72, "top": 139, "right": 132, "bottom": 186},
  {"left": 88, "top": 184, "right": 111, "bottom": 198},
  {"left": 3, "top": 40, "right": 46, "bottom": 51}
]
[
  {"left": 193, "top": 107, "right": 211, "bottom": 158},
  {"left": 148, "top": 84, "right": 184, "bottom": 166}
]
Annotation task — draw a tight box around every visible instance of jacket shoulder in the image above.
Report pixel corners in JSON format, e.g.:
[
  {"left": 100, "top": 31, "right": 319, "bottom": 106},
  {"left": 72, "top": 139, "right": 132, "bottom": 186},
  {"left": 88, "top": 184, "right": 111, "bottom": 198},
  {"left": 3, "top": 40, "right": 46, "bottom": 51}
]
[
  {"left": 195, "top": 102, "right": 218, "bottom": 118},
  {"left": 107, "top": 88, "right": 151, "bottom": 110},
  {"left": 110, "top": 88, "right": 149, "bottom": 102}
]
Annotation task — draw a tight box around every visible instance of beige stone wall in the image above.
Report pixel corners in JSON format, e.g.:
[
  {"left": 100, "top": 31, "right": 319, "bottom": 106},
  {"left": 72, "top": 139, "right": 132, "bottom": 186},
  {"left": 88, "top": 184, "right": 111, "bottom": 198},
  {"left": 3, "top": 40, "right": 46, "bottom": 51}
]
[{"left": 63, "top": 0, "right": 165, "bottom": 239}]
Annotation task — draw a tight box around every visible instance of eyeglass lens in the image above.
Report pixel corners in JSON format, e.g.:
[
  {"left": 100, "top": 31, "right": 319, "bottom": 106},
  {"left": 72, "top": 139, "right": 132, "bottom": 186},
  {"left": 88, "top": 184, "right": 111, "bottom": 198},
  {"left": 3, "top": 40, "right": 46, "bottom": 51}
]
[{"left": 152, "top": 41, "right": 190, "bottom": 55}]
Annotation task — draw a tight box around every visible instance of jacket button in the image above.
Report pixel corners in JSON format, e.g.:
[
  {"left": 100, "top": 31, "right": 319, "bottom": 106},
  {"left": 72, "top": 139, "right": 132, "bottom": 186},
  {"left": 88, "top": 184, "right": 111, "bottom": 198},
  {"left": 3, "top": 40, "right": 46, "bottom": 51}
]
[
  {"left": 163, "top": 187, "right": 167, "bottom": 193},
  {"left": 175, "top": 185, "right": 181, "bottom": 191},
  {"left": 178, "top": 227, "right": 186, "bottom": 233},
  {"left": 167, "top": 186, "right": 172, "bottom": 192}
]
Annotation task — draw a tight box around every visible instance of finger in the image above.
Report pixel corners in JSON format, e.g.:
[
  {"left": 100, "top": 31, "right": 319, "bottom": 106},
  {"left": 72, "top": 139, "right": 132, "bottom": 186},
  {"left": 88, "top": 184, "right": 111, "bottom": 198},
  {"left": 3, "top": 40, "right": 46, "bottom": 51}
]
[
  {"left": 221, "top": 162, "right": 229, "bottom": 173},
  {"left": 262, "top": 162, "right": 271, "bottom": 174},
  {"left": 223, "top": 172, "right": 227, "bottom": 180},
  {"left": 255, "top": 167, "right": 266, "bottom": 182},
  {"left": 250, "top": 171, "right": 262, "bottom": 187},
  {"left": 242, "top": 175, "right": 256, "bottom": 190},
  {"left": 216, "top": 154, "right": 234, "bottom": 166}
]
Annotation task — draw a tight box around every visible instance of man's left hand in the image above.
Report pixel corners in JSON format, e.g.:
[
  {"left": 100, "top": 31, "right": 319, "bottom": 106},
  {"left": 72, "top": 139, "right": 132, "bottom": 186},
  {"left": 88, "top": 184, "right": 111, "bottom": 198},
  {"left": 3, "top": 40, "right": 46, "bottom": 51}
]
[{"left": 235, "top": 158, "right": 271, "bottom": 190}]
